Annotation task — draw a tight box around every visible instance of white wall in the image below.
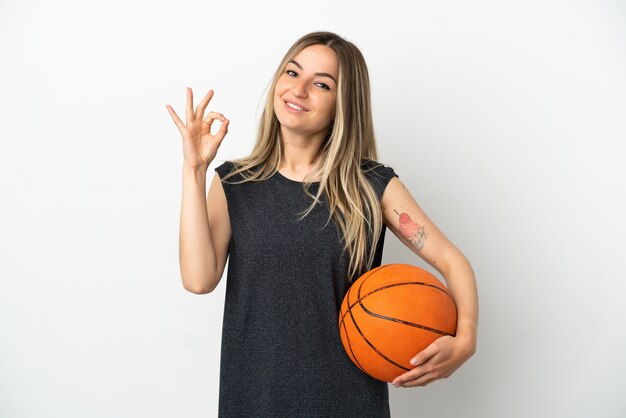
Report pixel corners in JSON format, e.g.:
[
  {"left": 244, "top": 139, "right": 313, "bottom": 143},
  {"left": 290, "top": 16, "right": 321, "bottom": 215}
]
[{"left": 1, "top": 0, "right": 624, "bottom": 417}]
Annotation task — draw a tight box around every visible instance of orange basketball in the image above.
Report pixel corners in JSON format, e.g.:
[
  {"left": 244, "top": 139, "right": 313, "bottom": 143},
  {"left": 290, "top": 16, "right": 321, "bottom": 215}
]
[{"left": 338, "top": 263, "right": 457, "bottom": 382}]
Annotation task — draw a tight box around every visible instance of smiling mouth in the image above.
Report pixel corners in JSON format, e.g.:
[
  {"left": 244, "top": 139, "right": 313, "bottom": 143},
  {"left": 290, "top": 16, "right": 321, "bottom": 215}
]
[{"left": 285, "top": 101, "right": 308, "bottom": 112}]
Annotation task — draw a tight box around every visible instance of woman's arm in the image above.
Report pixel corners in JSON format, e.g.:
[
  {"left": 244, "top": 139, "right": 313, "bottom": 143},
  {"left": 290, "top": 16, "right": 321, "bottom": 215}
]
[
  {"left": 380, "top": 177, "right": 478, "bottom": 387},
  {"left": 179, "top": 169, "right": 231, "bottom": 294},
  {"left": 166, "top": 88, "right": 231, "bottom": 294}
]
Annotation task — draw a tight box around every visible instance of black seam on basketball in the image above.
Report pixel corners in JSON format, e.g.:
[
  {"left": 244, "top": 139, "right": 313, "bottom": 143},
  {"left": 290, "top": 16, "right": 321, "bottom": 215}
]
[
  {"left": 362, "top": 309, "right": 452, "bottom": 336},
  {"left": 338, "top": 281, "right": 452, "bottom": 325},
  {"left": 347, "top": 300, "right": 411, "bottom": 374},
  {"left": 341, "top": 314, "right": 367, "bottom": 375},
  {"left": 338, "top": 265, "right": 393, "bottom": 326},
  {"left": 367, "top": 281, "right": 451, "bottom": 297},
  {"left": 346, "top": 270, "right": 412, "bottom": 374},
  {"left": 358, "top": 280, "right": 454, "bottom": 337},
  {"left": 342, "top": 278, "right": 368, "bottom": 374}
]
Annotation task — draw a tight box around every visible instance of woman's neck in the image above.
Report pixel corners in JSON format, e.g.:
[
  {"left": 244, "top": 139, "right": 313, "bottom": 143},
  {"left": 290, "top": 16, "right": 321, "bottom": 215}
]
[{"left": 277, "top": 130, "right": 324, "bottom": 175}]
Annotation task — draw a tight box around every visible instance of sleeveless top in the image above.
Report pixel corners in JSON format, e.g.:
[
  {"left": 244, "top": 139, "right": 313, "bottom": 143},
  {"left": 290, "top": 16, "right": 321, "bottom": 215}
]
[{"left": 214, "top": 159, "right": 398, "bottom": 417}]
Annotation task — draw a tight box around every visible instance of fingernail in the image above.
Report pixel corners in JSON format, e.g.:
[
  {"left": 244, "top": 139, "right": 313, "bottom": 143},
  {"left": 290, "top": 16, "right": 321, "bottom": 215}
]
[{"left": 410, "top": 359, "right": 418, "bottom": 366}]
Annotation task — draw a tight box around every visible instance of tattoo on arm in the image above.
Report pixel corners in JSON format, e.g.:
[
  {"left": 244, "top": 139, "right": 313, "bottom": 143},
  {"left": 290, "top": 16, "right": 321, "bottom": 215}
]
[{"left": 394, "top": 208, "right": 428, "bottom": 250}]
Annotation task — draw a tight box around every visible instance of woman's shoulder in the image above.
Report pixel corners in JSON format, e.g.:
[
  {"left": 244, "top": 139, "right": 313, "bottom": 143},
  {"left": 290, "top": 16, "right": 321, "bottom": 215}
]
[
  {"left": 360, "top": 159, "right": 399, "bottom": 198},
  {"left": 214, "top": 159, "right": 266, "bottom": 182},
  {"left": 214, "top": 160, "right": 235, "bottom": 178},
  {"left": 360, "top": 159, "right": 399, "bottom": 181}
]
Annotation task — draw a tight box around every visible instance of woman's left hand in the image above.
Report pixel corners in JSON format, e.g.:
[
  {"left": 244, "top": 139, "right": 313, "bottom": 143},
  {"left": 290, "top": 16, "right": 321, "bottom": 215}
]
[{"left": 391, "top": 334, "right": 475, "bottom": 388}]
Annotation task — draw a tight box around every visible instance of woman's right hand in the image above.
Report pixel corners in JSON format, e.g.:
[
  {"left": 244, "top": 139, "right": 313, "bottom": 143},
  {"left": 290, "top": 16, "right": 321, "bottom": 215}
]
[{"left": 166, "top": 87, "right": 230, "bottom": 170}]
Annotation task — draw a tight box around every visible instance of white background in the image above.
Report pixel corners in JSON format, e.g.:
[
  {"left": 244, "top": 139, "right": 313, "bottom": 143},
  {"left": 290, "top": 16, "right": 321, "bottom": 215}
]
[{"left": 1, "top": 0, "right": 625, "bottom": 417}]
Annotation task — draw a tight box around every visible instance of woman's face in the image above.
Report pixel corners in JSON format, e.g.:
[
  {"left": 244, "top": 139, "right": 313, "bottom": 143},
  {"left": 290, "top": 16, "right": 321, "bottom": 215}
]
[{"left": 273, "top": 44, "right": 339, "bottom": 138}]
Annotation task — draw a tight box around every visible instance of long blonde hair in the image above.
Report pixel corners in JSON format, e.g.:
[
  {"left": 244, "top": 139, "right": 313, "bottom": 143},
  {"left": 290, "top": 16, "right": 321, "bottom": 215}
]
[{"left": 222, "top": 31, "right": 382, "bottom": 281}]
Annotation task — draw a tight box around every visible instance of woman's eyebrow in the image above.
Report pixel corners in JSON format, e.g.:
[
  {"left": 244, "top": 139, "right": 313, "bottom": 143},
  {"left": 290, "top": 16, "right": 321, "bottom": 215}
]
[{"left": 289, "top": 60, "right": 337, "bottom": 84}]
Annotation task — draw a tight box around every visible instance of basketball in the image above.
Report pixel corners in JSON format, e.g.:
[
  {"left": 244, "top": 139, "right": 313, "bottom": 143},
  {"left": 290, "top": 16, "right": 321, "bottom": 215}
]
[{"left": 338, "top": 263, "right": 457, "bottom": 382}]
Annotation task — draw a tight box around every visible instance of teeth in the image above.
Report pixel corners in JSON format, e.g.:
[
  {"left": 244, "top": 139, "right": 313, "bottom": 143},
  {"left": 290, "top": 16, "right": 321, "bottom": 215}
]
[{"left": 287, "top": 102, "right": 305, "bottom": 111}]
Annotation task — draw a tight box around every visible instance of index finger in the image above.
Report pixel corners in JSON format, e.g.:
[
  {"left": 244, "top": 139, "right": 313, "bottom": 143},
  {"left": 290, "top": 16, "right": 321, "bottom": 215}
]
[{"left": 410, "top": 341, "right": 439, "bottom": 366}]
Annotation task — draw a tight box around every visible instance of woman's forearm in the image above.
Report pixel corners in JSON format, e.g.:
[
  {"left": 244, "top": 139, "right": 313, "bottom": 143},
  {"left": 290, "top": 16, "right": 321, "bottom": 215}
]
[
  {"left": 179, "top": 165, "right": 219, "bottom": 293},
  {"left": 444, "top": 252, "right": 479, "bottom": 348}
]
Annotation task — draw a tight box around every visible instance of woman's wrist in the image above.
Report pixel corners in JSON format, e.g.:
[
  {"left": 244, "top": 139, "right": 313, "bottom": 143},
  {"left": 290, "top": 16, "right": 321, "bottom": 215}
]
[
  {"left": 454, "top": 321, "right": 477, "bottom": 352},
  {"left": 182, "top": 163, "right": 208, "bottom": 178}
]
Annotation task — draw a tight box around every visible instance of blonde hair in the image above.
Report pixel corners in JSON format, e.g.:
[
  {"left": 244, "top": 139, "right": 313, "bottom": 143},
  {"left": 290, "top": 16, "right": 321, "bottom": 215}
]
[{"left": 222, "top": 31, "right": 382, "bottom": 281}]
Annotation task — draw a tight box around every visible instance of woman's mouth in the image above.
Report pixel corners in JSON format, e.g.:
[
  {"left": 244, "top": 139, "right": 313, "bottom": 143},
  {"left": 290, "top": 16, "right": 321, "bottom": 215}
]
[{"left": 285, "top": 101, "right": 308, "bottom": 112}]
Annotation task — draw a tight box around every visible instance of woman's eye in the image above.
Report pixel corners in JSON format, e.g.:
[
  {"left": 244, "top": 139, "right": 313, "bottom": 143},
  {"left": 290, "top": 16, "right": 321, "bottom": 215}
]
[
  {"left": 316, "top": 83, "right": 330, "bottom": 90},
  {"left": 286, "top": 70, "right": 297, "bottom": 77}
]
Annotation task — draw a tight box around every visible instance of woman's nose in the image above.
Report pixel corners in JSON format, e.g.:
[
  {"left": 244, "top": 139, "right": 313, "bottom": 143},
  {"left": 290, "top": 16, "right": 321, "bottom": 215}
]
[{"left": 291, "top": 79, "right": 308, "bottom": 98}]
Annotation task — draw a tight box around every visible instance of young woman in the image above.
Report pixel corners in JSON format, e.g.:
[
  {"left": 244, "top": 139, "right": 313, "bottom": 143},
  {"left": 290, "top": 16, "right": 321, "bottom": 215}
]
[{"left": 166, "top": 31, "right": 478, "bottom": 417}]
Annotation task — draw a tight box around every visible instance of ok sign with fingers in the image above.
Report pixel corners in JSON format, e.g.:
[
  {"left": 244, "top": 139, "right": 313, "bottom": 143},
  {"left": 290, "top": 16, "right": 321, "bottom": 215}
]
[{"left": 166, "top": 88, "right": 230, "bottom": 170}]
